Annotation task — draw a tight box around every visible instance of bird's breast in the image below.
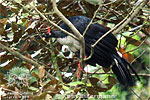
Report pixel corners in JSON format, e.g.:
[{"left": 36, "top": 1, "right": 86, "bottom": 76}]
[{"left": 57, "top": 36, "right": 81, "bottom": 52}]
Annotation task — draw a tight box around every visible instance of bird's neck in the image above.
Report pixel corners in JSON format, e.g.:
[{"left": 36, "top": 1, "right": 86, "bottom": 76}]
[{"left": 51, "top": 30, "right": 67, "bottom": 38}]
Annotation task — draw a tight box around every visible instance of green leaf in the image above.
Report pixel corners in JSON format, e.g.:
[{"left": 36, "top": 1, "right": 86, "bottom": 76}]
[
  {"left": 33, "top": 92, "right": 48, "bottom": 100},
  {"left": 62, "top": 85, "right": 70, "bottom": 90},
  {"left": 29, "top": 86, "right": 39, "bottom": 91},
  {"left": 67, "top": 81, "right": 84, "bottom": 86},
  {"left": 85, "top": 0, "right": 102, "bottom": 5},
  {"left": 97, "top": 81, "right": 108, "bottom": 89},
  {"left": 125, "top": 36, "right": 141, "bottom": 46},
  {"left": 14, "top": 0, "right": 22, "bottom": 3},
  {"left": 54, "top": 94, "right": 65, "bottom": 100}
]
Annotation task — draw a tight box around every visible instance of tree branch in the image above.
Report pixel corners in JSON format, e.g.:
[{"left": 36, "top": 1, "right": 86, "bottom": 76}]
[
  {"left": 93, "top": 0, "right": 146, "bottom": 47},
  {"left": 0, "top": 42, "right": 56, "bottom": 80},
  {"left": 85, "top": 0, "right": 147, "bottom": 61},
  {"left": 0, "top": 43, "right": 41, "bottom": 67},
  {"left": 88, "top": 72, "right": 150, "bottom": 77},
  {"left": 32, "top": 5, "right": 79, "bottom": 41},
  {"left": 122, "top": 37, "right": 148, "bottom": 55},
  {"left": 131, "top": 49, "right": 146, "bottom": 64},
  {"left": 137, "top": 32, "right": 150, "bottom": 47},
  {"left": 112, "top": 0, "right": 147, "bottom": 34},
  {"left": 51, "top": 0, "right": 82, "bottom": 40},
  {"left": 7, "top": 0, "right": 79, "bottom": 41},
  {"left": 82, "top": 3, "right": 102, "bottom": 36},
  {"left": 51, "top": 0, "right": 86, "bottom": 80}
]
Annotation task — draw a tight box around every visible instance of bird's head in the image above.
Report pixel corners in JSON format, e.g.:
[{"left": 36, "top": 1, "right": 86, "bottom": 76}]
[
  {"left": 44, "top": 30, "right": 56, "bottom": 38},
  {"left": 45, "top": 29, "right": 67, "bottom": 38}
]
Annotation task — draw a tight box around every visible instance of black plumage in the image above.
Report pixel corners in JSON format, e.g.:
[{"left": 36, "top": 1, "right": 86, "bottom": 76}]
[{"left": 47, "top": 16, "right": 140, "bottom": 86}]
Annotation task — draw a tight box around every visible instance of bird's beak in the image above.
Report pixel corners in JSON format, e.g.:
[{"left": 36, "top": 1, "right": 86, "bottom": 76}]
[{"left": 44, "top": 32, "right": 54, "bottom": 38}]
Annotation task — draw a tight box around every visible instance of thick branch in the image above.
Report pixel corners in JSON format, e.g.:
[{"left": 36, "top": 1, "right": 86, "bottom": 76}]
[
  {"left": 112, "top": 0, "right": 147, "bottom": 34},
  {"left": 32, "top": 6, "right": 79, "bottom": 41},
  {"left": 93, "top": 0, "right": 146, "bottom": 47},
  {"left": 51, "top": 0, "right": 86, "bottom": 79},
  {"left": 7, "top": 0, "right": 79, "bottom": 41},
  {"left": 0, "top": 43, "right": 41, "bottom": 67},
  {"left": 0, "top": 42, "right": 56, "bottom": 80},
  {"left": 85, "top": 0, "right": 147, "bottom": 61},
  {"left": 51, "top": 0, "right": 83, "bottom": 40}
]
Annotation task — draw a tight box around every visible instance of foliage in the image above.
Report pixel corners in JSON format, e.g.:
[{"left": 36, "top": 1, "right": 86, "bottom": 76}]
[
  {"left": 0, "top": 0, "right": 149, "bottom": 100},
  {"left": 5, "top": 67, "right": 31, "bottom": 87}
]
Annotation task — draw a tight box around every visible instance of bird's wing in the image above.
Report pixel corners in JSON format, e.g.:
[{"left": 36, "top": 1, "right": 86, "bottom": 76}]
[
  {"left": 84, "top": 24, "right": 118, "bottom": 67},
  {"left": 84, "top": 36, "right": 116, "bottom": 67}
]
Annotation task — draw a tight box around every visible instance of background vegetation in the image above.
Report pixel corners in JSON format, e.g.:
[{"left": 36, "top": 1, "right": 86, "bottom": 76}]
[{"left": 0, "top": 0, "right": 150, "bottom": 100}]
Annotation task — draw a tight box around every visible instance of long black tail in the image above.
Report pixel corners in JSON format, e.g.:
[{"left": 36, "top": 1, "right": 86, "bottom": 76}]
[{"left": 112, "top": 52, "right": 140, "bottom": 86}]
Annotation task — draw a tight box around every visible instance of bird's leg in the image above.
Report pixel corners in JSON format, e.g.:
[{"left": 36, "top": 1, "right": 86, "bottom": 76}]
[
  {"left": 78, "top": 60, "right": 83, "bottom": 71},
  {"left": 77, "top": 56, "right": 87, "bottom": 78}
]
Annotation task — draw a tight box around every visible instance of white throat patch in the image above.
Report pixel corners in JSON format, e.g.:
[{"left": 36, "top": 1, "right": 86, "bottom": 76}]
[{"left": 57, "top": 36, "right": 81, "bottom": 52}]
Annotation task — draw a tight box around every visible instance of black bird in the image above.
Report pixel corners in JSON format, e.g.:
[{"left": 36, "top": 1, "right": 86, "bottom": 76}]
[{"left": 46, "top": 16, "right": 140, "bottom": 86}]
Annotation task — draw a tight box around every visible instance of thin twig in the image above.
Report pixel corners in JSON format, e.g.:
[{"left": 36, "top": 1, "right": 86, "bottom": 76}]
[
  {"left": 84, "top": 46, "right": 94, "bottom": 61},
  {"left": 112, "top": 0, "right": 147, "bottom": 35},
  {"left": 82, "top": 2, "right": 105, "bottom": 81},
  {"left": 50, "top": 43, "right": 63, "bottom": 82},
  {"left": 131, "top": 49, "right": 146, "bottom": 64},
  {"left": 82, "top": 3, "right": 102, "bottom": 36},
  {"left": 2, "top": 87, "right": 21, "bottom": 95},
  {"left": 51, "top": 0, "right": 82, "bottom": 40},
  {"left": 128, "top": 25, "right": 143, "bottom": 32},
  {"left": 84, "top": 3, "right": 112, "bottom": 61},
  {"left": 85, "top": 1, "right": 146, "bottom": 62},
  {"left": 7, "top": 0, "right": 55, "bottom": 15},
  {"left": 0, "top": 43, "right": 41, "bottom": 67},
  {"left": 0, "top": 42, "right": 56, "bottom": 80},
  {"left": 32, "top": 5, "right": 79, "bottom": 41},
  {"left": 92, "top": 67, "right": 102, "bottom": 75},
  {"left": 122, "top": 37, "right": 148, "bottom": 55},
  {"left": 93, "top": 0, "right": 146, "bottom": 47},
  {"left": 78, "top": 1, "right": 86, "bottom": 14},
  {"left": 130, "top": 87, "right": 142, "bottom": 100},
  {"left": 7, "top": 0, "right": 79, "bottom": 41},
  {"left": 88, "top": 72, "right": 150, "bottom": 77},
  {"left": 137, "top": 32, "right": 150, "bottom": 47}
]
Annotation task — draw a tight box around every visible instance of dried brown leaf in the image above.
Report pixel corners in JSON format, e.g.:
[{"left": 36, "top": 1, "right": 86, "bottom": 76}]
[
  {"left": 0, "top": 4, "right": 8, "bottom": 16},
  {"left": 2, "top": 59, "right": 18, "bottom": 70},
  {"left": 32, "top": 72, "right": 40, "bottom": 80},
  {"left": 33, "top": 92, "right": 48, "bottom": 100},
  {"left": 0, "top": 18, "right": 7, "bottom": 26},
  {"left": 108, "top": 76, "right": 117, "bottom": 85},
  {"left": 102, "top": 67, "right": 110, "bottom": 73},
  {"left": 74, "top": 87, "right": 81, "bottom": 93},
  {"left": 11, "top": 7, "right": 18, "bottom": 14},
  {"left": 20, "top": 39, "right": 31, "bottom": 53},
  {"left": 38, "top": 66, "right": 45, "bottom": 79},
  {"left": 86, "top": 87, "right": 99, "bottom": 95},
  {"left": 14, "top": 87, "right": 20, "bottom": 99},
  {"left": 125, "top": 36, "right": 141, "bottom": 46},
  {"left": 89, "top": 77, "right": 99, "bottom": 86},
  {"left": 45, "top": 94, "right": 52, "bottom": 100},
  {"left": 119, "top": 47, "right": 134, "bottom": 63}
]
